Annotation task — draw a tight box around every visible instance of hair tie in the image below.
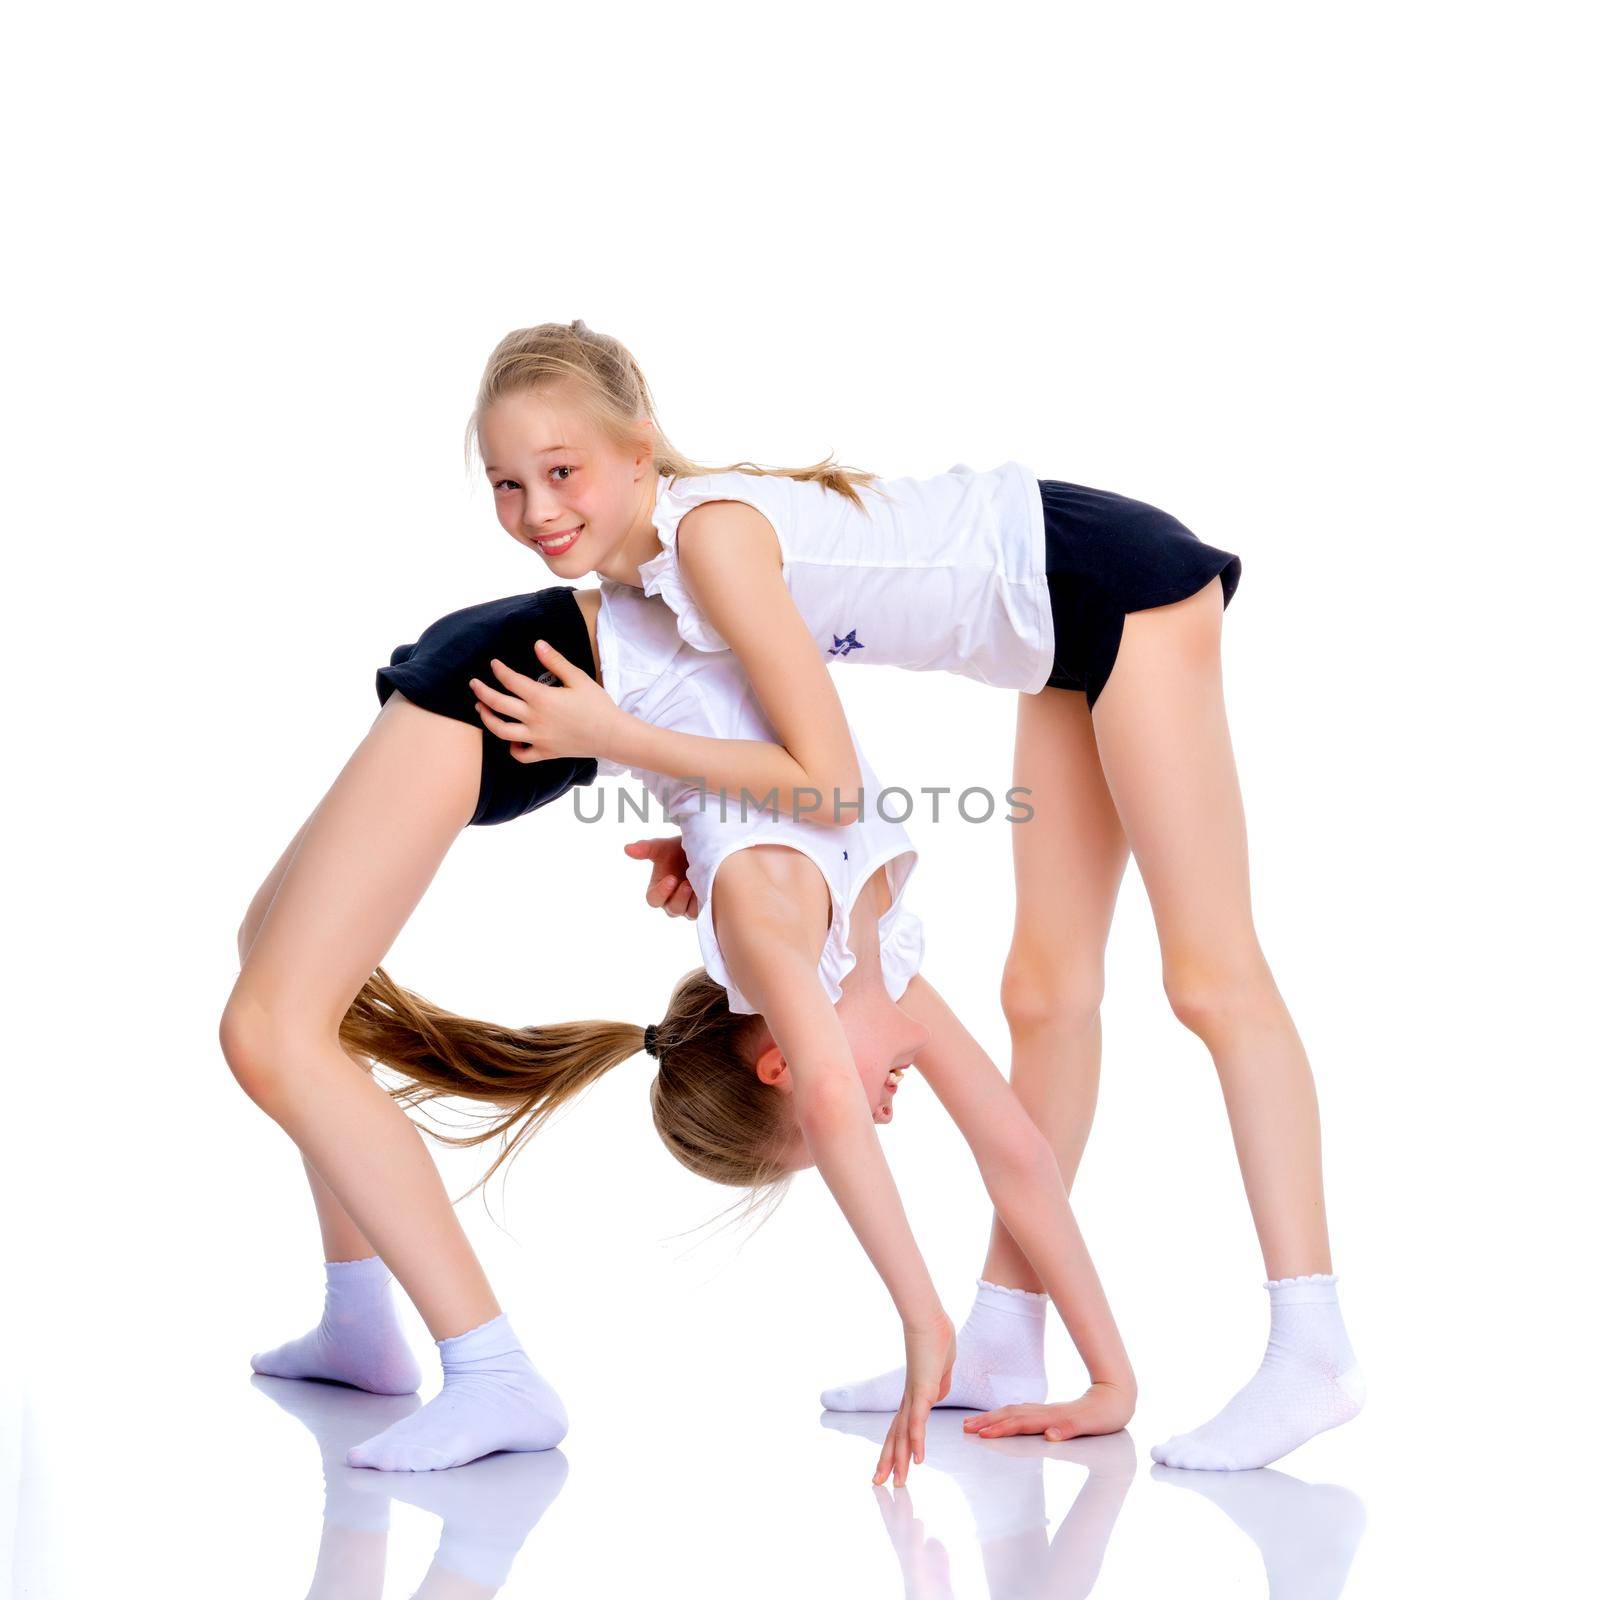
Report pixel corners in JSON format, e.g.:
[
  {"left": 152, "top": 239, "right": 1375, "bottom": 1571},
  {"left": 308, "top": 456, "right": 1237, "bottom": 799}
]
[{"left": 642, "top": 1022, "right": 660, "bottom": 1058}]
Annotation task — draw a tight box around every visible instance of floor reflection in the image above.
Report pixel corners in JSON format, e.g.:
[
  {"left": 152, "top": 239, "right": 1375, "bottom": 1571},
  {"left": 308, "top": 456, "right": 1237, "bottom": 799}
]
[
  {"left": 1151, "top": 1464, "right": 1366, "bottom": 1599},
  {"left": 249, "top": 1375, "right": 1366, "bottom": 1598},
  {"left": 821, "top": 1411, "right": 1136, "bottom": 1598},
  {"left": 821, "top": 1412, "right": 1366, "bottom": 1599},
  {"left": 252, "top": 1375, "right": 567, "bottom": 1598}
]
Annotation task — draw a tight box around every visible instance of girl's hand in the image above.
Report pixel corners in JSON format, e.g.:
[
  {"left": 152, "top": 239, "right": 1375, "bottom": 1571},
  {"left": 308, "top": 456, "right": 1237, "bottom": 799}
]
[
  {"left": 874, "top": 1310, "right": 957, "bottom": 1488},
  {"left": 959, "top": 1380, "right": 1135, "bottom": 1442},
  {"left": 622, "top": 837, "right": 701, "bottom": 919},
  {"left": 469, "top": 640, "right": 619, "bottom": 763}
]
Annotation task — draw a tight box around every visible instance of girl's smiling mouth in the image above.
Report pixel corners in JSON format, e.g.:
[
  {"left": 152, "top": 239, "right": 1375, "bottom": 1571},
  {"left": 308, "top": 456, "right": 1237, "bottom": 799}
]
[{"left": 534, "top": 524, "right": 583, "bottom": 555}]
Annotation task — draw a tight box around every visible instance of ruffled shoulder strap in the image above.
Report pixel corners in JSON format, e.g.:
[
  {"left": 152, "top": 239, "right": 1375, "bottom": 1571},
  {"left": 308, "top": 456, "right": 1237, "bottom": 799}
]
[{"left": 638, "top": 472, "right": 790, "bottom": 654}]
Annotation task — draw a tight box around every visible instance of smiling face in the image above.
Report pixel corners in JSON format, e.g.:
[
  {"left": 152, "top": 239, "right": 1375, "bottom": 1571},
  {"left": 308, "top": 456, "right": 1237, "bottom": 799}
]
[
  {"left": 753, "top": 982, "right": 932, "bottom": 1171},
  {"left": 478, "top": 384, "right": 658, "bottom": 579}
]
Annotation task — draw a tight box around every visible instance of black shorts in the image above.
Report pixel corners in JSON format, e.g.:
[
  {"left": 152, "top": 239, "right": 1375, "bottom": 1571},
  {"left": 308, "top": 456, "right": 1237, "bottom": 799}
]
[
  {"left": 374, "top": 586, "right": 600, "bottom": 826},
  {"left": 1039, "top": 479, "right": 1242, "bottom": 708}
]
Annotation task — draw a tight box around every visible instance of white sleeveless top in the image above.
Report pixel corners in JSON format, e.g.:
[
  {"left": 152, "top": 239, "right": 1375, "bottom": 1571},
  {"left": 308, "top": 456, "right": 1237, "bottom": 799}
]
[
  {"left": 635, "top": 460, "right": 1053, "bottom": 693},
  {"left": 592, "top": 581, "right": 925, "bottom": 1016}
]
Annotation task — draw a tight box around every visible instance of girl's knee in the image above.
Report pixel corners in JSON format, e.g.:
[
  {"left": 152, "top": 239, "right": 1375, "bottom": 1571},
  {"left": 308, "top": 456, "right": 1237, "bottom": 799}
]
[
  {"left": 1000, "top": 949, "right": 1106, "bottom": 1037},
  {"left": 1161, "top": 951, "right": 1280, "bottom": 1039},
  {"left": 218, "top": 984, "right": 334, "bottom": 1111}
]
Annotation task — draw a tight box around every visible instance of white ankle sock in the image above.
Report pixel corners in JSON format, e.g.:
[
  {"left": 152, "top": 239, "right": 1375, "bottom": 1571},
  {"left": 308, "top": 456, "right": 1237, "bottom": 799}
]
[
  {"left": 251, "top": 1255, "right": 423, "bottom": 1396},
  {"left": 1151, "top": 1274, "right": 1366, "bottom": 1471},
  {"left": 345, "top": 1312, "right": 567, "bottom": 1472},
  {"left": 821, "top": 1279, "right": 1048, "bottom": 1412}
]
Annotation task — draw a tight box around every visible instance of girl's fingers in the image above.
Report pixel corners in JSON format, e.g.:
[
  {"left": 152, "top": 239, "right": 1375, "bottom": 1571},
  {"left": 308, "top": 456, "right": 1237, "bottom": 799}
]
[
  {"left": 474, "top": 702, "right": 531, "bottom": 742},
  {"left": 903, "top": 1401, "right": 926, "bottom": 1464},
  {"left": 487, "top": 656, "right": 540, "bottom": 693},
  {"left": 469, "top": 675, "right": 527, "bottom": 715},
  {"left": 965, "top": 1405, "right": 1014, "bottom": 1428},
  {"left": 875, "top": 1420, "right": 902, "bottom": 1484},
  {"left": 473, "top": 701, "right": 512, "bottom": 732},
  {"left": 888, "top": 1416, "right": 908, "bottom": 1485},
  {"left": 1044, "top": 1409, "right": 1087, "bottom": 1441},
  {"left": 531, "top": 638, "right": 578, "bottom": 684},
  {"left": 623, "top": 837, "right": 667, "bottom": 858}
]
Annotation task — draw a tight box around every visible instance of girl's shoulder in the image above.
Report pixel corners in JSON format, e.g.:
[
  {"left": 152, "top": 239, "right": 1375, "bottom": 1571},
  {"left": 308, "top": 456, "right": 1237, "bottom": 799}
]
[{"left": 639, "top": 477, "right": 781, "bottom": 654}]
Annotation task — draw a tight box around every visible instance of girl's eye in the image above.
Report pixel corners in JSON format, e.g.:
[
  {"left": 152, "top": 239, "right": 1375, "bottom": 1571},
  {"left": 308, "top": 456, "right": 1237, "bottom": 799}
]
[{"left": 491, "top": 466, "right": 572, "bottom": 490}]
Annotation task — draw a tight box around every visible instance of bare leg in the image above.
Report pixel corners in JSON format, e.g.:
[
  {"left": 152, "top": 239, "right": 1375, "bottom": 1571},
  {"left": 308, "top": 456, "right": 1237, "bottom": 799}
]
[
  {"left": 987, "top": 687, "right": 1130, "bottom": 1291},
  {"left": 237, "top": 807, "right": 377, "bottom": 1266},
  {"left": 220, "top": 693, "right": 499, "bottom": 1338},
  {"left": 225, "top": 694, "right": 570, "bottom": 1467},
  {"left": 1090, "top": 578, "right": 1360, "bottom": 1469},
  {"left": 1088, "top": 577, "right": 1331, "bottom": 1277}
]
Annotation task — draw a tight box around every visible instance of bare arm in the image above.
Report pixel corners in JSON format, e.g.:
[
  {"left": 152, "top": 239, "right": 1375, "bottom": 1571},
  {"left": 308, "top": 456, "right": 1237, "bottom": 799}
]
[
  {"left": 663, "top": 499, "right": 865, "bottom": 821},
  {"left": 896, "top": 973, "right": 1136, "bottom": 1397},
  {"left": 600, "top": 717, "right": 856, "bottom": 827},
  {"left": 713, "top": 850, "right": 943, "bottom": 1327}
]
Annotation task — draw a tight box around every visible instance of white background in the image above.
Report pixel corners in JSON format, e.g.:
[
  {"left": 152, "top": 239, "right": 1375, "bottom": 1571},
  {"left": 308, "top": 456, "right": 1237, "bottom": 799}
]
[{"left": 4, "top": 3, "right": 1595, "bottom": 1595}]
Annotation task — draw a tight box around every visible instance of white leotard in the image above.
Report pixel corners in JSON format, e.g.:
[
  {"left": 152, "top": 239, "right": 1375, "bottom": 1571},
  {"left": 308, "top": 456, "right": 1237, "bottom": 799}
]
[
  {"left": 635, "top": 460, "right": 1052, "bottom": 692},
  {"left": 593, "top": 582, "right": 924, "bottom": 1016}
]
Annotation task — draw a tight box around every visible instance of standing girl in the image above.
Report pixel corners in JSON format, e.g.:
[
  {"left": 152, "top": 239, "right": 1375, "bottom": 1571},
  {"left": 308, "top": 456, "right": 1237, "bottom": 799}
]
[{"left": 463, "top": 319, "right": 1365, "bottom": 1471}]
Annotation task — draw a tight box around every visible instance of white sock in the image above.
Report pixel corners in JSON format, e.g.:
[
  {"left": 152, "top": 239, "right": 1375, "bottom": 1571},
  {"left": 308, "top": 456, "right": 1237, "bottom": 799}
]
[
  {"left": 251, "top": 1255, "right": 423, "bottom": 1396},
  {"left": 346, "top": 1312, "right": 567, "bottom": 1472},
  {"left": 821, "top": 1279, "right": 1048, "bottom": 1412},
  {"left": 1151, "top": 1274, "right": 1366, "bottom": 1471}
]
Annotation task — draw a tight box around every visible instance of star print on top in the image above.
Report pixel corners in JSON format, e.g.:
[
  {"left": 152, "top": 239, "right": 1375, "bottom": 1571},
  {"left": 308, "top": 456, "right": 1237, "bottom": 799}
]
[{"left": 636, "top": 461, "right": 1052, "bottom": 692}]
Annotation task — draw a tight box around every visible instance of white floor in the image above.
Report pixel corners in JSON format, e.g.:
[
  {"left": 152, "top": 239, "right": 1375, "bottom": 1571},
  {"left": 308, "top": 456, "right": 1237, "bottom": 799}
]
[{"left": 5, "top": 1303, "right": 1579, "bottom": 1598}]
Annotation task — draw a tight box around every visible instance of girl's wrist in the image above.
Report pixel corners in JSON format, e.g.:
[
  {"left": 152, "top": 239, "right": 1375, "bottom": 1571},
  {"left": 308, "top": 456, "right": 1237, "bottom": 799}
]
[
  {"left": 900, "top": 1294, "right": 950, "bottom": 1332},
  {"left": 1090, "top": 1371, "right": 1137, "bottom": 1400},
  {"left": 593, "top": 704, "right": 634, "bottom": 766}
]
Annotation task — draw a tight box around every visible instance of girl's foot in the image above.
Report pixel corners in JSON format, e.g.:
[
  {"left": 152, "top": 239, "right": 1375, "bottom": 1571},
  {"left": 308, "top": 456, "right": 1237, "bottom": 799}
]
[
  {"left": 346, "top": 1313, "right": 567, "bottom": 1472},
  {"left": 821, "top": 1278, "right": 1048, "bottom": 1412},
  {"left": 252, "top": 1255, "right": 423, "bottom": 1396},
  {"left": 1150, "top": 1275, "right": 1365, "bottom": 1471}
]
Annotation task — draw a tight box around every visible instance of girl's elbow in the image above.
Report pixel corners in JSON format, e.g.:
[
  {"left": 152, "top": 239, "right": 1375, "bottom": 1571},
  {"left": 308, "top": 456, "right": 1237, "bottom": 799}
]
[
  {"left": 988, "top": 1123, "right": 1059, "bottom": 1190},
  {"left": 805, "top": 763, "right": 867, "bottom": 828},
  {"left": 795, "top": 1077, "right": 865, "bottom": 1146}
]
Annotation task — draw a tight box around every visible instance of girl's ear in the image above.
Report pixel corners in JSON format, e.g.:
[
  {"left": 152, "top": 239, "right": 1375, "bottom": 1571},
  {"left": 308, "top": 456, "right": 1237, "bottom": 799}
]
[{"left": 753, "top": 1039, "right": 791, "bottom": 1091}]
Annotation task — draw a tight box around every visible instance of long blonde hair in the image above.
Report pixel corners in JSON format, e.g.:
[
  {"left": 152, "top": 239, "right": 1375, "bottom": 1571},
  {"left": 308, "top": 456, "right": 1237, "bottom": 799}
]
[
  {"left": 466, "top": 319, "right": 887, "bottom": 512},
  {"left": 338, "top": 963, "right": 796, "bottom": 1230}
]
